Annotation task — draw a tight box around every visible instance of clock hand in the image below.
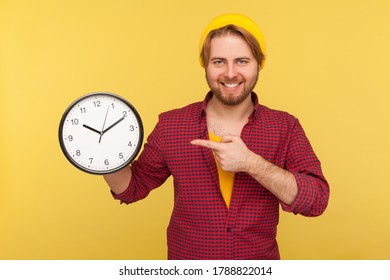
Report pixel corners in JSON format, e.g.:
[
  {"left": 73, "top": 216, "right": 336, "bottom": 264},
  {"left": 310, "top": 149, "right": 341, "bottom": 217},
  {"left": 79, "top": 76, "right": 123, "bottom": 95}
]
[
  {"left": 99, "top": 105, "right": 111, "bottom": 143},
  {"left": 83, "top": 124, "right": 102, "bottom": 135},
  {"left": 102, "top": 117, "right": 125, "bottom": 134},
  {"left": 101, "top": 105, "right": 110, "bottom": 131}
]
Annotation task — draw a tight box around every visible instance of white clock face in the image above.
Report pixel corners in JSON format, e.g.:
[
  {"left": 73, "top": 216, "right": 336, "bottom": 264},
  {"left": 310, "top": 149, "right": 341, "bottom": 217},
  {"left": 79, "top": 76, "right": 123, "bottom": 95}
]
[{"left": 59, "top": 92, "right": 143, "bottom": 174}]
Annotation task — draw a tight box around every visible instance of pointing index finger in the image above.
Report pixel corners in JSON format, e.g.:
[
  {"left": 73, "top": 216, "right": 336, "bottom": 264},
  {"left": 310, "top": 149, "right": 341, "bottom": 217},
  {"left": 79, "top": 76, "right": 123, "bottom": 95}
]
[{"left": 191, "top": 139, "right": 222, "bottom": 150}]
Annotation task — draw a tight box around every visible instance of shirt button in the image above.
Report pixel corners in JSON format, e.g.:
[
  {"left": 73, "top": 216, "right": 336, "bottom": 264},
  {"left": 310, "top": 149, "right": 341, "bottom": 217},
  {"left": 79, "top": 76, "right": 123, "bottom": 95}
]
[{"left": 227, "top": 227, "right": 232, "bottom": 233}]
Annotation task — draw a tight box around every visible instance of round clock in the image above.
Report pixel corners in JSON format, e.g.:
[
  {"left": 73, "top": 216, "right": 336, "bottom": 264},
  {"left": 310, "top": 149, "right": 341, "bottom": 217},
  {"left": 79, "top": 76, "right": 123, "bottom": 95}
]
[{"left": 58, "top": 92, "right": 143, "bottom": 174}]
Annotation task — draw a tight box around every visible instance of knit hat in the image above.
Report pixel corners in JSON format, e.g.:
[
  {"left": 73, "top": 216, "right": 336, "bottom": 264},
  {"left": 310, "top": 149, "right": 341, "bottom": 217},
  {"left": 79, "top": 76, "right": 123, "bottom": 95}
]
[{"left": 199, "top": 14, "right": 266, "bottom": 68}]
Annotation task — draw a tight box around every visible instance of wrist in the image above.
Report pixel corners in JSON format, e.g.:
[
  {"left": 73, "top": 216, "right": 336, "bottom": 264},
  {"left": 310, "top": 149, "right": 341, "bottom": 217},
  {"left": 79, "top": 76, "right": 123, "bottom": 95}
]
[{"left": 245, "top": 151, "right": 265, "bottom": 176}]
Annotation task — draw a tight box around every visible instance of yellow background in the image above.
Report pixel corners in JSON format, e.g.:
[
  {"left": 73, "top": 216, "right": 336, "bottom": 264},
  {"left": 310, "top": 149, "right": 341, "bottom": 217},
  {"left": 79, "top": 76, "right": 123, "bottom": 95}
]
[{"left": 1, "top": 0, "right": 390, "bottom": 259}]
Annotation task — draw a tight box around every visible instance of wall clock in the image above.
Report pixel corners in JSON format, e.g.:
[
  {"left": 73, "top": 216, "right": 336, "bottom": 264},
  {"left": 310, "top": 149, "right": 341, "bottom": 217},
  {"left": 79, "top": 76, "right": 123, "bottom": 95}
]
[{"left": 59, "top": 92, "right": 143, "bottom": 174}]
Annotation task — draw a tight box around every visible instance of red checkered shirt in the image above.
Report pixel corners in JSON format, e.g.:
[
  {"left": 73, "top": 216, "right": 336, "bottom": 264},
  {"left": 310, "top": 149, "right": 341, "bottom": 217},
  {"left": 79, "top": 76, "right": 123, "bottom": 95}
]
[{"left": 113, "top": 92, "right": 330, "bottom": 259}]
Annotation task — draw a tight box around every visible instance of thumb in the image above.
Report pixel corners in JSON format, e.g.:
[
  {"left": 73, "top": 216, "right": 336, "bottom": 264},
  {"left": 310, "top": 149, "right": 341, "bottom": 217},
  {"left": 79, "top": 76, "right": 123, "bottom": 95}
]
[{"left": 220, "top": 135, "right": 239, "bottom": 144}]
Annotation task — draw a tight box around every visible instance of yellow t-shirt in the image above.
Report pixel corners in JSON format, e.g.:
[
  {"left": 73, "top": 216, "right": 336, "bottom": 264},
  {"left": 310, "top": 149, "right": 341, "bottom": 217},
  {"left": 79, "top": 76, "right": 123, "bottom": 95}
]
[{"left": 208, "top": 131, "right": 235, "bottom": 208}]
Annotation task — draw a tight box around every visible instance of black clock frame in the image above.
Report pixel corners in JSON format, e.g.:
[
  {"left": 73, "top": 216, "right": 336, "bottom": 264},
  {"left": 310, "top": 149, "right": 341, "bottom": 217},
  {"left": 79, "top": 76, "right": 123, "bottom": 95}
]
[{"left": 58, "top": 92, "right": 144, "bottom": 175}]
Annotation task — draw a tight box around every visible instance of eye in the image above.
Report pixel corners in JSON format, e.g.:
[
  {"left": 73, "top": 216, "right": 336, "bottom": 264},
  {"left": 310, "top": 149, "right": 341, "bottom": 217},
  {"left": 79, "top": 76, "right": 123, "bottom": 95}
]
[
  {"left": 213, "top": 59, "right": 224, "bottom": 65},
  {"left": 237, "top": 59, "right": 249, "bottom": 65}
]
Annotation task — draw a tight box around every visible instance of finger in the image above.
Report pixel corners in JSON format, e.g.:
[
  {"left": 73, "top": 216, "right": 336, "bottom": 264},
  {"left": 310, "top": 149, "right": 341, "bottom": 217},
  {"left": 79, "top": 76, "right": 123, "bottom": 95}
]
[{"left": 191, "top": 139, "right": 222, "bottom": 150}]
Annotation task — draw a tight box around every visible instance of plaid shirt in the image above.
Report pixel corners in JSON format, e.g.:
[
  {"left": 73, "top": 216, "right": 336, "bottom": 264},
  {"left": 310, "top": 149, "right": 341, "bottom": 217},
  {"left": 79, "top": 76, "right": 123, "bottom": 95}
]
[{"left": 114, "top": 92, "right": 329, "bottom": 259}]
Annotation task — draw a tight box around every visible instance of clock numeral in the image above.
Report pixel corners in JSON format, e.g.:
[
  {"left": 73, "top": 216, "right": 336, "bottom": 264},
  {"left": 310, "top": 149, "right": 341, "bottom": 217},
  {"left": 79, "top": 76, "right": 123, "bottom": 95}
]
[
  {"left": 80, "top": 107, "right": 86, "bottom": 114},
  {"left": 128, "top": 141, "right": 132, "bottom": 147},
  {"left": 104, "top": 159, "right": 109, "bottom": 166},
  {"left": 71, "top": 119, "right": 79, "bottom": 125},
  {"left": 130, "top": 125, "right": 135, "bottom": 131},
  {"left": 68, "top": 135, "right": 74, "bottom": 142},
  {"left": 111, "top": 103, "right": 115, "bottom": 109},
  {"left": 76, "top": 150, "right": 81, "bottom": 156},
  {"left": 123, "top": 111, "right": 127, "bottom": 118},
  {"left": 119, "top": 152, "right": 124, "bottom": 159},
  {"left": 93, "top": 100, "right": 101, "bottom": 107},
  {"left": 89, "top": 158, "right": 93, "bottom": 164}
]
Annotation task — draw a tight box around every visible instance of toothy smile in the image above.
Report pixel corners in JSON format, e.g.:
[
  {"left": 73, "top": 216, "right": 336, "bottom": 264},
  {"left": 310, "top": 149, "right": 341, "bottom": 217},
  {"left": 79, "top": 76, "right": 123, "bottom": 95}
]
[{"left": 221, "top": 82, "right": 242, "bottom": 88}]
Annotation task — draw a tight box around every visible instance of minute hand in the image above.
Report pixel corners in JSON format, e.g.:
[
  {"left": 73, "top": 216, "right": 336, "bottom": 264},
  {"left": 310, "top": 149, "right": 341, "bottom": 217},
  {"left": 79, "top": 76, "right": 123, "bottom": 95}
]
[{"left": 102, "top": 117, "right": 125, "bottom": 134}]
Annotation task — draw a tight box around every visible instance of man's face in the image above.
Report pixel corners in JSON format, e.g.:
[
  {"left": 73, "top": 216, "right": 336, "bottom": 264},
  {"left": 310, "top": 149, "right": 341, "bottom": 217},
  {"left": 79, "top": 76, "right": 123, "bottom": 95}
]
[{"left": 205, "top": 35, "right": 260, "bottom": 106}]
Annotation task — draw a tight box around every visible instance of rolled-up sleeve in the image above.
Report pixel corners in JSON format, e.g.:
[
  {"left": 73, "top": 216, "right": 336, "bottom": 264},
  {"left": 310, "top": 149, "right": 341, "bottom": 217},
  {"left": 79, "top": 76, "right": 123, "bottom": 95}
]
[{"left": 280, "top": 119, "right": 330, "bottom": 216}]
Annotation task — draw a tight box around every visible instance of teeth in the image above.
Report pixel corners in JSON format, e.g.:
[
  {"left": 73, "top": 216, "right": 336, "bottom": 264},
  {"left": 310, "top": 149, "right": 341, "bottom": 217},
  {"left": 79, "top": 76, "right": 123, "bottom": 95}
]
[{"left": 224, "top": 83, "right": 239, "bottom": 88}]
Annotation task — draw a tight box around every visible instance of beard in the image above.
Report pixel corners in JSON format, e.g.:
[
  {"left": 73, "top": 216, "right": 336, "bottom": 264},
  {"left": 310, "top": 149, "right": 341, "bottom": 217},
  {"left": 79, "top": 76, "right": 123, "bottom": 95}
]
[{"left": 206, "top": 72, "right": 259, "bottom": 106}]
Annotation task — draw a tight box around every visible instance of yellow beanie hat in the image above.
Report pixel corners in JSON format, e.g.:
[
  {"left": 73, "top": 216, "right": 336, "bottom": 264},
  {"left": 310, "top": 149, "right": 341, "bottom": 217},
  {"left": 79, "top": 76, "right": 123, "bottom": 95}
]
[{"left": 199, "top": 14, "right": 266, "bottom": 68}]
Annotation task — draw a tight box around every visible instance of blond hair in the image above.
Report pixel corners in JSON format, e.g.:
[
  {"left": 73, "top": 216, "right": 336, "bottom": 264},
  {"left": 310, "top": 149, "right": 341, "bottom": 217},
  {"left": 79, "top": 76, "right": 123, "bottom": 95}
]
[{"left": 200, "top": 24, "right": 265, "bottom": 67}]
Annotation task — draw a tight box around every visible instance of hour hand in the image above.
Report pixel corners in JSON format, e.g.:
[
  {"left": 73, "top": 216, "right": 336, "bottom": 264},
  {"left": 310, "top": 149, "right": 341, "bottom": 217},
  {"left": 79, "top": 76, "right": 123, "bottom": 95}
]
[{"left": 83, "top": 124, "right": 102, "bottom": 135}]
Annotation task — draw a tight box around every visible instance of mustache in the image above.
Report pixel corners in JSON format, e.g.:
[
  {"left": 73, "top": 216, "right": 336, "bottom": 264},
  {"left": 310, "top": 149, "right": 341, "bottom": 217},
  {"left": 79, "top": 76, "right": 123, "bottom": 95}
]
[{"left": 220, "top": 78, "right": 242, "bottom": 83}]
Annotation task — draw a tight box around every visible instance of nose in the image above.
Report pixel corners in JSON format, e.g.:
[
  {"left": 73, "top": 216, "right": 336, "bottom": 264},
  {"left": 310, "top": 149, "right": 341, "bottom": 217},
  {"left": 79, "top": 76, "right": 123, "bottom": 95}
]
[{"left": 225, "top": 63, "right": 238, "bottom": 79}]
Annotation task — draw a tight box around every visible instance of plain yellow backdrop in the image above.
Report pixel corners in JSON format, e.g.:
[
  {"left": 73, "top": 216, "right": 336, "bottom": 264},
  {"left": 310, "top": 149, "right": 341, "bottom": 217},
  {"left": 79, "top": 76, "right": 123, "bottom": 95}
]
[{"left": 1, "top": 0, "right": 390, "bottom": 259}]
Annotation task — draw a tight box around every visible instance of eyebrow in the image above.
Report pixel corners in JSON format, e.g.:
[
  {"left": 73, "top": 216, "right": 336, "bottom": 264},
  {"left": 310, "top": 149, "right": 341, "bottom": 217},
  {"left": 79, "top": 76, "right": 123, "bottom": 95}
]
[
  {"left": 210, "top": 57, "right": 252, "bottom": 61},
  {"left": 235, "top": 57, "right": 252, "bottom": 61},
  {"left": 210, "top": 57, "right": 226, "bottom": 61}
]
